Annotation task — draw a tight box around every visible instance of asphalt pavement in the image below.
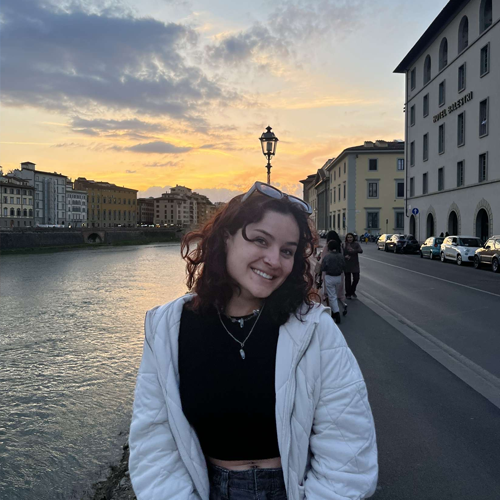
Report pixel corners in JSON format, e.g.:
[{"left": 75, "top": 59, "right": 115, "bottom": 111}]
[{"left": 339, "top": 293, "right": 500, "bottom": 500}]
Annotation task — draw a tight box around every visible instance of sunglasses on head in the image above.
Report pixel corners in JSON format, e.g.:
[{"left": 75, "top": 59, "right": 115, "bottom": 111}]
[{"left": 241, "top": 181, "right": 312, "bottom": 215}]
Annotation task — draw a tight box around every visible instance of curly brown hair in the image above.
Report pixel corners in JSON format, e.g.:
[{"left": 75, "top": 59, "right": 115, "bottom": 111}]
[{"left": 181, "top": 192, "right": 318, "bottom": 325}]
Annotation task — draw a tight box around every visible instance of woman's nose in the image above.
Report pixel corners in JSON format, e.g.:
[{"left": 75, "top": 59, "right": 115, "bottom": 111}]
[{"left": 263, "top": 247, "right": 281, "bottom": 267}]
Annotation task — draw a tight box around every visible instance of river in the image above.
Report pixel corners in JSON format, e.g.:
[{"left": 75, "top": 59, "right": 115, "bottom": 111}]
[{"left": 0, "top": 243, "right": 188, "bottom": 500}]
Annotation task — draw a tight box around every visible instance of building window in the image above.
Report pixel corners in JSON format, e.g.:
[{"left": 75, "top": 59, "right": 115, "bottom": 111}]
[
  {"left": 479, "top": 0, "right": 492, "bottom": 33},
  {"left": 457, "top": 161, "right": 465, "bottom": 187},
  {"left": 410, "top": 177, "right": 415, "bottom": 197},
  {"left": 480, "top": 43, "right": 490, "bottom": 76},
  {"left": 439, "top": 80, "right": 446, "bottom": 106},
  {"left": 438, "top": 124, "right": 445, "bottom": 154},
  {"left": 3, "top": 207, "right": 7, "bottom": 216},
  {"left": 457, "top": 112, "right": 465, "bottom": 146},
  {"left": 343, "top": 182, "right": 346, "bottom": 199},
  {"left": 423, "top": 133, "right": 429, "bottom": 161},
  {"left": 438, "top": 167, "right": 445, "bottom": 191},
  {"left": 458, "top": 63, "right": 466, "bottom": 92},
  {"left": 410, "top": 68, "right": 416, "bottom": 90},
  {"left": 396, "top": 181, "right": 404, "bottom": 198},
  {"left": 344, "top": 162, "right": 346, "bottom": 174},
  {"left": 410, "top": 105, "right": 415, "bottom": 126},
  {"left": 423, "top": 173, "right": 428, "bottom": 194},
  {"left": 423, "top": 55, "right": 431, "bottom": 84},
  {"left": 423, "top": 93, "right": 429, "bottom": 117},
  {"left": 479, "top": 98, "right": 489, "bottom": 137},
  {"left": 395, "top": 212, "right": 404, "bottom": 230},
  {"left": 479, "top": 153, "right": 488, "bottom": 182},
  {"left": 397, "top": 159, "right": 405, "bottom": 171},
  {"left": 333, "top": 189, "right": 336, "bottom": 203},
  {"left": 439, "top": 38, "right": 448, "bottom": 70},
  {"left": 334, "top": 170, "right": 336, "bottom": 181},
  {"left": 458, "top": 16, "right": 469, "bottom": 52},
  {"left": 410, "top": 141, "right": 415, "bottom": 166},
  {"left": 369, "top": 159, "right": 378, "bottom": 171},
  {"left": 337, "top": 213, "right": 340, "bottom": 229},
  {"left": 367, "top": 212, "right": 379, "bottom": 229},
  {"left": 368, "top": 182, "right": 378, "bottom": 198}
]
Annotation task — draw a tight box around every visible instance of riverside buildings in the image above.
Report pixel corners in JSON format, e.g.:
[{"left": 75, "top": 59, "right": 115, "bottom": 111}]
[
  {"left": 13, "top": 162, "right": 68, "bottom": 225},
  {"left": 66, "top": 180, "right": 87, "bottom": 228},
  {"left": 137, "top": 197, "right": 155, "bottom": 225},
  {"left": 74, "top": 178, "right": 137, "bottom": 228},
  {"left": 0, "top": 174, "right": 35, "bottom": 228},
  {"left": 153, "top": 185, "right": 215, "bottom": 228},
  {"left": 394, "top": 0, "right": 498, "bottom": 239}
]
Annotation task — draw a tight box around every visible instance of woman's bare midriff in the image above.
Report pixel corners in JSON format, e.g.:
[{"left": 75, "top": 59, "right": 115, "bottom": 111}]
[{"left": 207, "top": 456, "right": 282, "bottom": 470}]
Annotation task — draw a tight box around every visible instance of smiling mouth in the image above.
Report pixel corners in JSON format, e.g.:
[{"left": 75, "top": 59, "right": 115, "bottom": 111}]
[{"left": 251, "top": 268, "right": 274, "bottom": 280}]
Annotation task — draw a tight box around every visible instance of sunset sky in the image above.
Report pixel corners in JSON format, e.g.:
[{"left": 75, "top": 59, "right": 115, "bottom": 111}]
[{"left": 1, "top": 0, "right": 448, "bottom": 201}]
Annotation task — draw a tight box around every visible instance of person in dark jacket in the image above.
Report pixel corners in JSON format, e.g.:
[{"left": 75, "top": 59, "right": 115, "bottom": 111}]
[
  {"left": 320, "top": 230, "right": 347, "bottom": 308},
  {"left": 344, "top": 232, "right": 363, "bottom": 299},
  {"left": 320, "top": 240, "right": 346, "bottom": 324}
]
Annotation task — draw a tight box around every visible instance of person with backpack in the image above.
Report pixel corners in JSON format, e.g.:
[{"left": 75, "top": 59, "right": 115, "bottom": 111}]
[{"left": 320, "top": 239, "right": 347, "bottom": 324}]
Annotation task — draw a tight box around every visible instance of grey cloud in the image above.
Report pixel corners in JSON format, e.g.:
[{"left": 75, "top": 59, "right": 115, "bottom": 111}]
[
  {"left": 1, "top": 0, "right": 235, "bottom": 124},
  {"left": 125, "top": 170, "right": 136, "bottom": 173},
  {"left": 71, "top": 117, "right": 167, "bottom": 133},
  {"left": 126, "top": 141, "right": 191, "bottom": 154},
  {"left": 206, "top": 0, "right": 370, "bottom": 67},
  {"left": 143, "top": 160, "right": 181, "bottom": 167}
]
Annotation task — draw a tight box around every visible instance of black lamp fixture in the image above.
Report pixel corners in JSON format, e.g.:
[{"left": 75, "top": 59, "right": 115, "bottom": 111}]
[{"left": 259, "top": 126, "right": 279, "bottom": 184}]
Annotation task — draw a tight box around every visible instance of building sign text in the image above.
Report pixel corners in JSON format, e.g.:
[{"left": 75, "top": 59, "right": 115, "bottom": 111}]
[{"left": 433, "top": 91, "right": 473, "bottom": 123}]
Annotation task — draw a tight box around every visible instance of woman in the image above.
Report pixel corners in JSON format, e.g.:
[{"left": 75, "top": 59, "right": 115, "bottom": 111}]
[
  {"left": 344, "top": 232, "right": 363, "bottom": 299},
  {"left": 129, "top": 182, "right": 378, "bottom": 500},
  {"left": 320, "top": 239, "right": 346, "bottom": 325},
  {"left": 320, "top": 231, "right": 348, "bottom": 314}
]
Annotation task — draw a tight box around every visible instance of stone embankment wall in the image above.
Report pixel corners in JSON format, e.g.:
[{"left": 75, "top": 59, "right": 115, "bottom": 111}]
[{"left": 0, "top": 227, "right": 181, "bottom": 251}]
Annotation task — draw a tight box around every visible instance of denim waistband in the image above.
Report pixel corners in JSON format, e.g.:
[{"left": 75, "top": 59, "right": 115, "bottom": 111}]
[{"left": 208, "top": 462, "right": 286, "bottom": 496}]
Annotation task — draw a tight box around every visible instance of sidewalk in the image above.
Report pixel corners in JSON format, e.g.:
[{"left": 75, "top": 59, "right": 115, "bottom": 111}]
[{"left": 340, "top": 296, "right": 500, "bottom": 499}]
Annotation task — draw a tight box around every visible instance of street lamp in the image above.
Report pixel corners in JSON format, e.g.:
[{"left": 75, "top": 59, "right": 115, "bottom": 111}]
[{"left": 259, "top": 126, "right": 279, "bottom": 184}]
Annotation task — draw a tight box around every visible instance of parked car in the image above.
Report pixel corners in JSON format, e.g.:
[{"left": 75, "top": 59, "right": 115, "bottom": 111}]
[
  {"left": 420, "top": 236, "right": 444, "bottom": 259},
  {"left": 474, "top": 235, "right": 500, "bottom": 273},
  {"left": 440, "top": 235, "right": 483, "bottom": 265},
  {"left": 377, "top": 234, "right": 393, "bottom": 251},
  {"left": 386, "top": 234, "right": 420, "bottom": 254}
]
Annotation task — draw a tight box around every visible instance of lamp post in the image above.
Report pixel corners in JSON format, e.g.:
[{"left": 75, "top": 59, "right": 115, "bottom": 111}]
[{"left": 259, "top": 126, "right": 279, "bottom": 184}]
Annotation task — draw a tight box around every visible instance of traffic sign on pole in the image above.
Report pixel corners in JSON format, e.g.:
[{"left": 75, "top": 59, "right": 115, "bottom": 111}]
[{"left": 412, "top": 208, "right": 419, "bottom": 215}]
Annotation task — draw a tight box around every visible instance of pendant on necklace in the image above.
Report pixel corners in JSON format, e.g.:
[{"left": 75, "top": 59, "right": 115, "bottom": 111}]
[
  {"left": 239, "top": 348, "right": 246, "bottom": 360},
  {"left": 238, "top": 318, "right": 244, "bottom": 328}
]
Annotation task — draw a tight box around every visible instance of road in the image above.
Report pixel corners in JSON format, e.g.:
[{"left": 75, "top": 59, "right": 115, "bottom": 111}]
[{"left": 335, "top": 243, "right": 500, "bottom": 499}]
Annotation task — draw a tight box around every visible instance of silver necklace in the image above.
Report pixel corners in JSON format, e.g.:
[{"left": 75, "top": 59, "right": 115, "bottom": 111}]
[
  {"left": 217, "top": 303, "right": 265, "bottom": 360},
  {"left": 226, "top": 309, "right": 260, "bottom": 328}
]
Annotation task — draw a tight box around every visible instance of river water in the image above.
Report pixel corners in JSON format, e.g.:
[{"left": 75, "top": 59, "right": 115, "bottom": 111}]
[{"left": 0, "top": 243, "right": 188, "bottom": 500}]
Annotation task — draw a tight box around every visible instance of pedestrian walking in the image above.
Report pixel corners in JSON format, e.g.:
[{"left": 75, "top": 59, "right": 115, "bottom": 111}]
[
  {"left": 320, "top": 240, "right": 347, "bottom": 324},
  {"left": 344, "top": 232, "right": 363, "bottom": 299},
  {"left": 129, "top": 181, "right": 378, "bottom": 500},
  {"left": 320, "top": 230, "right": 348, "bottom": 311}
]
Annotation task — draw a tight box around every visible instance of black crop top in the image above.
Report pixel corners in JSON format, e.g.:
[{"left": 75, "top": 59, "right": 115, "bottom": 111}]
[{"left": 178, "top": 305, "right": 281, "bottom": 461}]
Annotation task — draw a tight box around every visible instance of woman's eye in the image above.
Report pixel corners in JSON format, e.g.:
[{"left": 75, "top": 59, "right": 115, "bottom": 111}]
[
  {"left": 282, "top": 249, "right": 294, "bottom": 257},
  {"left": 255, "top": 238, "right": 267, "bottom": 245}
]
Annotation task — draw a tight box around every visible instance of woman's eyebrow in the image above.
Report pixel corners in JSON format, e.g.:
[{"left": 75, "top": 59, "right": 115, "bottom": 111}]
[{"left": 254, "top": 229, "right": 298, "bottom": 246}]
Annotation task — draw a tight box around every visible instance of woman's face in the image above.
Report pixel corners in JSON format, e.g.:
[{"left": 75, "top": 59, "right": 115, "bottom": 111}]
[
  {"left": 347, "top": 234, "right": 354, "bottom": 243},
  {"left": 225, "top": 210, "right": 300, "bottom": 304}
]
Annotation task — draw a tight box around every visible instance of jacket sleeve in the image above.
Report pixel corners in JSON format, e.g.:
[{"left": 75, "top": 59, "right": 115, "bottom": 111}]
[
  {"left": 129, "top": 310, "right": 201, "bottom": 500},
  {"left": 304, "top": 313, "right": 378, "bottom": 499}
]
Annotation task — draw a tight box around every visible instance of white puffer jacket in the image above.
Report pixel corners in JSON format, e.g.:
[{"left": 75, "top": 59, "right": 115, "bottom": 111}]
[{"left": 129, "top": 294, "right": 378, "bottom": 499}]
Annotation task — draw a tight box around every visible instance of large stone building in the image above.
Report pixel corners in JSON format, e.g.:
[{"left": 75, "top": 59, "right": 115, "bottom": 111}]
[
  {"left": 13, "top": 162, "right": 68, "bottom": 226},
  {"left": 154, "top": 185, "right": 214, "bottom": 228},
  {"left": 394, "top": 0, "right": 498, "bottom": 239},
  {"left": 326, "top": 141, "right": 405, "bottom": 237},
  {"left": 137, "top": 197, "right": 155, "bottom": 225},
  {"left": 66, "top": 180, "right": 87, "bottom": 228},
  {"left": 74, "top": 178, "right": 137, "bottom": 228},
  {"left": 0, "top": 174, "right": 35, "bottom": 228}
]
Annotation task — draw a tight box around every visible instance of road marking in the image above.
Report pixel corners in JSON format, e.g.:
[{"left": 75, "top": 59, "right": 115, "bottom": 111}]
[
  {"left": 359, "top": 290, "right": 500, "bottom": 410},
  {"left": 361, "top": 255, "right": 500, "bottom": 298}
]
